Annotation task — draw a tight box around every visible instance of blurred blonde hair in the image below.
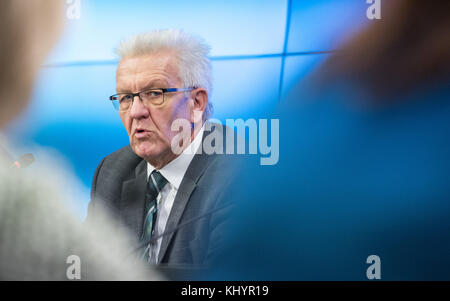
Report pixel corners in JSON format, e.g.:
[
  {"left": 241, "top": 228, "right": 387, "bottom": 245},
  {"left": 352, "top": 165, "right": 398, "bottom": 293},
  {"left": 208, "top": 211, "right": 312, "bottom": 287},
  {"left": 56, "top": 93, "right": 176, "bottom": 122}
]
[
  {"left": 0, "top": 1, "right": 161, "bottom": 280},
  {"left": 0, "top": 0, "right": 63, "bottom": 128}
]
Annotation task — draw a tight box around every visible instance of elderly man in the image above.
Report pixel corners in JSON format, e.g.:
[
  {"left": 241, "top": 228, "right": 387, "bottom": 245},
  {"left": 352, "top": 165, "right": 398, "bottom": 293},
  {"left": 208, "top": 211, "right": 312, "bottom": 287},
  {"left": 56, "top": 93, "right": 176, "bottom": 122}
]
[{"left": 87, "top": 30, "right": 234, "bottom": 268}]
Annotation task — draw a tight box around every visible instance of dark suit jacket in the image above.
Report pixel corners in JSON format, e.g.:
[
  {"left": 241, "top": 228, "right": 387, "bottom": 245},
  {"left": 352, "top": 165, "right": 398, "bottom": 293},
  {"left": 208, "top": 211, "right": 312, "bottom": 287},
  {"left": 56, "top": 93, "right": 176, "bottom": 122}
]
[{"left": 87, "top": 126, "right": 236, "bottom": 268}]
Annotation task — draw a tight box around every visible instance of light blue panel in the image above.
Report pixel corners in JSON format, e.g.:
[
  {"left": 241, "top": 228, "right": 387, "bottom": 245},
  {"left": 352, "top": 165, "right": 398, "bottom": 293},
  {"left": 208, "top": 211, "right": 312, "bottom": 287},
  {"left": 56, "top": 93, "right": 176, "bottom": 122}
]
[
  {"left": 287, "top": 0, "right": 368, "bottom": 52},
  {"left": 280, "top": 54, "right": 329, "bottom": 99},
  {"left": 5, "top": 64, "right": 129, "bottom": 188},
  {"left": 211, "top": 57, "right": 282, "bottom": 120},
  {"left": 6, "top": 56, "right": 281, "bottom": 187},
  {"left": 30, "top": 65, "right": 119, "bottom": 125},
  {"left": 48, "top": 0, "right": 287, "bottom": 64},
  {"left": 27, "top": 58, "right": 283, "bottom": 126}
]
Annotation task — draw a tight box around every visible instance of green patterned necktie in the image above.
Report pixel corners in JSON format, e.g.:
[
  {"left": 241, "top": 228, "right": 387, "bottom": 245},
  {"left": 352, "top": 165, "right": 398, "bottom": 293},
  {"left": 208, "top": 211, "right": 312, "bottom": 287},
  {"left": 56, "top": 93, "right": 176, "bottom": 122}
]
[{"left": 140, "top": 170, "right": 168, "bottom": 263}]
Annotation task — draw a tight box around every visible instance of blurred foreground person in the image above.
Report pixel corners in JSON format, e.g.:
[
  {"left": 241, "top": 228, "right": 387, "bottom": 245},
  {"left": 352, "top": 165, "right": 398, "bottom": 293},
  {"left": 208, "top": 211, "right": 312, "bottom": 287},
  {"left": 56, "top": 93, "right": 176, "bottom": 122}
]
[
  {"left": 210, "top": 0, "right": 450, "bottom": 280},
  {"left": 0, "top": 0, "right": 160, "bottom": 280}
]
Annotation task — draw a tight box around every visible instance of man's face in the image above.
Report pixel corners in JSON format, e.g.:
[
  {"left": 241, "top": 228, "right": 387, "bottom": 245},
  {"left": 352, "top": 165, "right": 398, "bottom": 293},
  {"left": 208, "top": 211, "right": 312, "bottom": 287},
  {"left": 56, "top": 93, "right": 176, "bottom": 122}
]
[{"left": 116, "top": 52, "right": 192, "bottom": 166}]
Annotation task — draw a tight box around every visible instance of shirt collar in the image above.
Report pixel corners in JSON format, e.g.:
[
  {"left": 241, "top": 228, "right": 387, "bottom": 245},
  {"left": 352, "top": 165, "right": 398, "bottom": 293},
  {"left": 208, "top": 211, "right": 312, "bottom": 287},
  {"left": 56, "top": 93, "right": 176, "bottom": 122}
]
[{"left": 147, "top": 125, "right": 204, "bottom": 190}]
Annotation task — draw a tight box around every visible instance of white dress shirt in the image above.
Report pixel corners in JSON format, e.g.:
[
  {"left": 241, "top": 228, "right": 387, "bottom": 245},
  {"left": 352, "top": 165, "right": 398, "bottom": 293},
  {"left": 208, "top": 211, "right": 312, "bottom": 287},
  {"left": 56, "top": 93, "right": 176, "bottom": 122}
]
[{"left": 146, "top": 126, "right": 204, "bottom": 262}]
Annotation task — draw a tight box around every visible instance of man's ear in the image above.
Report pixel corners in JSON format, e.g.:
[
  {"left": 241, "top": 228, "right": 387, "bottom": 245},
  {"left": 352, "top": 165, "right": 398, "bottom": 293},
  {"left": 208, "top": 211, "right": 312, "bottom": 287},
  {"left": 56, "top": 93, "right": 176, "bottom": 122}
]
[{"left": 190, "top": 88, "right": 208, "bottom": 123}]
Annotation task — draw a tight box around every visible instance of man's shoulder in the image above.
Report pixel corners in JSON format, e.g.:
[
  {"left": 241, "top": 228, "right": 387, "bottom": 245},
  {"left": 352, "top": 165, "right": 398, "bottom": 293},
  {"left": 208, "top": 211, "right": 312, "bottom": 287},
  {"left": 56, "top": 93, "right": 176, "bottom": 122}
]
[
  {"left": 96, "top": 145, "right": 144, "bottom": 180},
  {"left": 103, "top": 145, "right": 137, "bottom": 161}
]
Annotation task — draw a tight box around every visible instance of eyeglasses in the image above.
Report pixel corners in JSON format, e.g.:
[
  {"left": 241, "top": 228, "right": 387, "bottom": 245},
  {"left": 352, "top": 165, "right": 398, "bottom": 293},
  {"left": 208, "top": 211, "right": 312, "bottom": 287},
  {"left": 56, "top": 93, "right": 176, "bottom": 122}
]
[{"left": 109, "top": 87, "right": 194, "bottom": 111}]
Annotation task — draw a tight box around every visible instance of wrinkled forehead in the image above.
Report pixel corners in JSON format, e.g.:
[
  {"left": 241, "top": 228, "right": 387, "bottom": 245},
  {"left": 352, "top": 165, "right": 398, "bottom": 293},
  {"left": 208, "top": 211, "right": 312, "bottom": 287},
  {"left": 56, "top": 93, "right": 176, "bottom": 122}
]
[{"left": 116, "top": 51, "right": 180, "bottom": 92}]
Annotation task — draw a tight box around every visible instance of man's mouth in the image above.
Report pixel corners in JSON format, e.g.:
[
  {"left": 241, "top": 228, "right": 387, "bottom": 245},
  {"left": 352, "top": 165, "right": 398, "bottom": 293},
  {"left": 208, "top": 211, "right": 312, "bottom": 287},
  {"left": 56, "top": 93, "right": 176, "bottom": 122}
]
[{"left": 134, "top": 128, "right": 150, "bottom": 138}]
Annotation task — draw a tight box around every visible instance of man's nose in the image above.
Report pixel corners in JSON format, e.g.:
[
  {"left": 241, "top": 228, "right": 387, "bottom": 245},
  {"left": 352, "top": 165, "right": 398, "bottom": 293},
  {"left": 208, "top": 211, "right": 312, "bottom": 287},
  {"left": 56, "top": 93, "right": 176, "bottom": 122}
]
[{"left": 129, "top": 95, "right": 150, "bottom": 119}]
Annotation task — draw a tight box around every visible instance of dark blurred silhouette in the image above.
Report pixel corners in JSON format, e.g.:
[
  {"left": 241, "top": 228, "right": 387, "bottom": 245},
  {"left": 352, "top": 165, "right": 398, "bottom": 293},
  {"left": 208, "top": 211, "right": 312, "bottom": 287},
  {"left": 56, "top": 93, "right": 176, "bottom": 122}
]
[
  {"left": 318, "top": 0, "right": 449, "bottom": 101},
  {"left": 208, "top": 0, "right": 450, "bottom": 280}
]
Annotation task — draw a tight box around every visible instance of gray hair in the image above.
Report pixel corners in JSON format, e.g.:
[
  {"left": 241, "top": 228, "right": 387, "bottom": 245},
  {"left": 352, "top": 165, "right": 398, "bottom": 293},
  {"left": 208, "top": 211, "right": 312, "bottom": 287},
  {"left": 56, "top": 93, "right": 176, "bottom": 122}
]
[{"left": 116, "top": 29, "right": 213, "bottom": 120}]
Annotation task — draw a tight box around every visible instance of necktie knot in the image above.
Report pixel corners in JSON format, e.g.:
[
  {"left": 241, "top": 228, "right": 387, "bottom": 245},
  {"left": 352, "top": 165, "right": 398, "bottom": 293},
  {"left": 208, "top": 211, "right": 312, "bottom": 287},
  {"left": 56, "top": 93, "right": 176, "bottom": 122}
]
[{"left": 147, "top": 170, "right": 168, "bottom": 197}]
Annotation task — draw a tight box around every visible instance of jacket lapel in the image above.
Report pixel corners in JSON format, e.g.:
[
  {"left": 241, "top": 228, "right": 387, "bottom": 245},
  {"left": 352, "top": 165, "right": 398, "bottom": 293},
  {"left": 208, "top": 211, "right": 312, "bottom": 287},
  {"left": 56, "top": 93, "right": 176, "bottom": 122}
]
[
  {"left": 157, "top": 151, "right": 214, "bottom": 263},
  {"left": 119, "top": 159, "right": 147, "bottom": 242}
]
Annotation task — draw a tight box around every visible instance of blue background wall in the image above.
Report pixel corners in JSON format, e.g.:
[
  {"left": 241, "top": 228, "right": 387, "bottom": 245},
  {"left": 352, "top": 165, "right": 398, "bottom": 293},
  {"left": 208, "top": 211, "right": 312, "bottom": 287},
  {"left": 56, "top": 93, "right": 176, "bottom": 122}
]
[{"left": 5, "top": 0, "right": 368, "bottom": 217}]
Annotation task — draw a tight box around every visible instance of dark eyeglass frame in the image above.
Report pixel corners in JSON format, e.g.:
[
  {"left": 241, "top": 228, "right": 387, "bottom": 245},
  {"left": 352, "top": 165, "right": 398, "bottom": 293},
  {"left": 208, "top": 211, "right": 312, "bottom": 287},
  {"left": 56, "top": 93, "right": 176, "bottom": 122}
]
[{"left": 109, "top": 87, "right": 195, "bottom": 111}]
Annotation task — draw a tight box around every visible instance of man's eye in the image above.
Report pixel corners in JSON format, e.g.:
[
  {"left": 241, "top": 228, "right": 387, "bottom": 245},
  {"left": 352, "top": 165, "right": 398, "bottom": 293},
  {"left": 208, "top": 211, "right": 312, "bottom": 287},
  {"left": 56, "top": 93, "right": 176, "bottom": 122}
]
[
  {"left": 144, "top": 91, "right": 162, "bottom": 98},
  {"left": 120, "top": 95, "right": 132, "bottom": 102}
]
